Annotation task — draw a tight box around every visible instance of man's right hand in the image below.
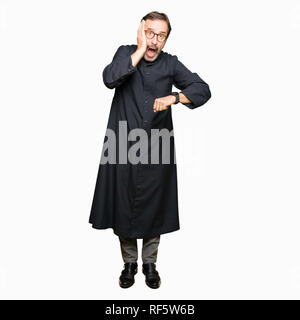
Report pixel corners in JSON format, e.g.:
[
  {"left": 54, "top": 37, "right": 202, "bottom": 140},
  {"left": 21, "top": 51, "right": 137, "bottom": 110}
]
[
  {"left": 137, "top": 20, "right": 147, "bottom": 54},
  {"left": 131, "top": 20, "right": 147, "bottom": 67}
]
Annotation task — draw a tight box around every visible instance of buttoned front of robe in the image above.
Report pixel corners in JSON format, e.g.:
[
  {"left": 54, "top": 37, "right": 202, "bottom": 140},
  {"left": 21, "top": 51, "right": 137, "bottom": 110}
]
[{"left": 89, "top": 44, "right": 211, "bottom": 239}]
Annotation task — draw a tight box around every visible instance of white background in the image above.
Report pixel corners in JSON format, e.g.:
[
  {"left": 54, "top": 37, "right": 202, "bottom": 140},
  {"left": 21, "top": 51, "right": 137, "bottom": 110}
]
[{"left": 0, "top": 0, "right": 300, "bottom": 299}]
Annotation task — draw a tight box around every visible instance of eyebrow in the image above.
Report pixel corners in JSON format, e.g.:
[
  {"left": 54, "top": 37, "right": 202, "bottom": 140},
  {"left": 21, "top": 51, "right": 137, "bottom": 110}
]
[{"left": 147, "top": 28, "right": 167, "bottom": 34}]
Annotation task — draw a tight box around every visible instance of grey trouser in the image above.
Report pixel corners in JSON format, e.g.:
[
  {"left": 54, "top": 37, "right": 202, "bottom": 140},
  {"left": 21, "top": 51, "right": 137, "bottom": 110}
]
[{"left": 118, "top": 236, "right": 160, "bottom": 264}]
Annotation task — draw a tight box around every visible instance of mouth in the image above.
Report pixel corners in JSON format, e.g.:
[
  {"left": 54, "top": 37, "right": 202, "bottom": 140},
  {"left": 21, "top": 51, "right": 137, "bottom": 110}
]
[{"left": 146, "top": 47, "right": 158, "bottom": 58}]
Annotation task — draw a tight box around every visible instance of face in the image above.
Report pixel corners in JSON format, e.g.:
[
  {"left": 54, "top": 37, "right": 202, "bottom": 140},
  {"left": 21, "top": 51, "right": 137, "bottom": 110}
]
[{"left": 144, "top": 19, "right": 168, "bottom": 62}]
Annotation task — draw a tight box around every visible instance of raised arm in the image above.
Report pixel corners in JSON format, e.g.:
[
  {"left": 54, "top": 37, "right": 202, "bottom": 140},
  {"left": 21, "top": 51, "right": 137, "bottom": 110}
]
[
  {"left": 102, "top": 21, "right": 147, "bottom": 89},
  {"left": 172, "top": 56, "right": 211, "bottom": 109},
  {"left": 102, "top": 45, "right": 137, "bottom": 89}
]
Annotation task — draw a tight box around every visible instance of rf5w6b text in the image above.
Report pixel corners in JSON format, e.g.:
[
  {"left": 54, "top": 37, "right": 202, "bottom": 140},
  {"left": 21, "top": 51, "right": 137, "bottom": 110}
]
[{"left": 149, "top": 304, "right": 195, "bottom": 315}]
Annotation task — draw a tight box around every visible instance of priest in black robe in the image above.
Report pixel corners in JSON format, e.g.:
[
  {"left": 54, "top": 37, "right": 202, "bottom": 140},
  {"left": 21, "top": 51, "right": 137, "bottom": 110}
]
[{"left": 89, "top": 11, "right": 211, "bottom": 289}]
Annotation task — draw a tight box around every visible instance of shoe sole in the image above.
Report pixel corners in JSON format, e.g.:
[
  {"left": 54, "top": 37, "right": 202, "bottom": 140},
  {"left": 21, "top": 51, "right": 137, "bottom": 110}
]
[
  {"left": 145, "top": 279, "right": 161, "bottom": 289},
  {"left": 119, "top": 279, "right": 135, "bottom": 288}
]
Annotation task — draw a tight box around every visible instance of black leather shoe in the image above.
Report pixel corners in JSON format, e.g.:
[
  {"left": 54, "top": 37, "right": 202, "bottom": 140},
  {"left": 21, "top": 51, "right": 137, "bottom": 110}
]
[
  {"left": 119, "top": 262, "right": 138, "bottom": 288},
  {"left": 142, "top": 263, "right": 161, "bottom": 289}
]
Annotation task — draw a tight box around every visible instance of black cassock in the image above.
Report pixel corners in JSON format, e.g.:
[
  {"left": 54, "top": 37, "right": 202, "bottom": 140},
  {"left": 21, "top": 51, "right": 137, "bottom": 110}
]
[{"left": 89, "top": 44, "right": 211, "bottom": 239}]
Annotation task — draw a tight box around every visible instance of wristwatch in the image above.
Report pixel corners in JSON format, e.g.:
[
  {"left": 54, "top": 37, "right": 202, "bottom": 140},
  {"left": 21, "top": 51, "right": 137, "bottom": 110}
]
[{"left": 171, "top": 92, "right": 180, "bottom": 104}]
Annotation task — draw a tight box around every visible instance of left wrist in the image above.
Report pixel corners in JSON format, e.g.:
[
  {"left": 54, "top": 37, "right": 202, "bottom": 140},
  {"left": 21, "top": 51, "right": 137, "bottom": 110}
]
[{"left": 171, "top": 92, "right": 180, "bottom": 104}]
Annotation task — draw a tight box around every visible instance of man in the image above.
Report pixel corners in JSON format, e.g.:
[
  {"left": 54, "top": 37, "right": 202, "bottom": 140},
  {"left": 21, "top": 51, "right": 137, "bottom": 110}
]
[{"left": 89, "top": 11, "right": 211, "bottom": 289}]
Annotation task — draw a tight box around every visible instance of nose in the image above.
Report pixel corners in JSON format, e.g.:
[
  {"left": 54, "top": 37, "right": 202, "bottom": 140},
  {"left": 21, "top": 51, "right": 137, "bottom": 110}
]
[{"left": 152, "top": 34, "right": 157, "bottom": 45}]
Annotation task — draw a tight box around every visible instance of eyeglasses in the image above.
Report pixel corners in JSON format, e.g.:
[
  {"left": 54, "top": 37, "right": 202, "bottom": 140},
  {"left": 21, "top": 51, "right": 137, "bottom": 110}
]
[{"left": 145, "top": 29, "right": 167, "bottom": 42}]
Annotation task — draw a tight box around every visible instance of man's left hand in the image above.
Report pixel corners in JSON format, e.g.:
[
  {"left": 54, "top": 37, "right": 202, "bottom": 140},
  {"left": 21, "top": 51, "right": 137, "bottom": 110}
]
[{"left": 153, "top": 95, "right": 176, "bottom": 112}]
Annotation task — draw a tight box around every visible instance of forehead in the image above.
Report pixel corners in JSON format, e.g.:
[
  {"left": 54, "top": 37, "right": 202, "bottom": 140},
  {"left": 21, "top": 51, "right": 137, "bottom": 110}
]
[{"left": 145, "top": 19, "right": 168, "bottom": 34}]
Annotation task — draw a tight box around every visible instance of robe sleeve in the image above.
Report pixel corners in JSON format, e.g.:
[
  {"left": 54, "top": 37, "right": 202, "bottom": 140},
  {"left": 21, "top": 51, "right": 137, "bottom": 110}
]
[
  {"left": 172, "top": 55, "right": 211, "bottom": 109},
  {"left": 102, "top": 45, "right": 137, "bottom": 89}
]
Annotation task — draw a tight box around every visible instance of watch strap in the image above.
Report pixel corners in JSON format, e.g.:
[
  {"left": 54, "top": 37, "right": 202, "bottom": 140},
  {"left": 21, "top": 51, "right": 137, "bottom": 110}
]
[{"left": 171, "top": 92, "right": 180, "bottom": 104}]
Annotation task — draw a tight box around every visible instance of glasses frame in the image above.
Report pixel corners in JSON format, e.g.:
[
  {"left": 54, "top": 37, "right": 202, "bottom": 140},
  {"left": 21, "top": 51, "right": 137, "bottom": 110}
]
[{"left": 144, "top": 29, "right": 167, "bottom": 42}]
